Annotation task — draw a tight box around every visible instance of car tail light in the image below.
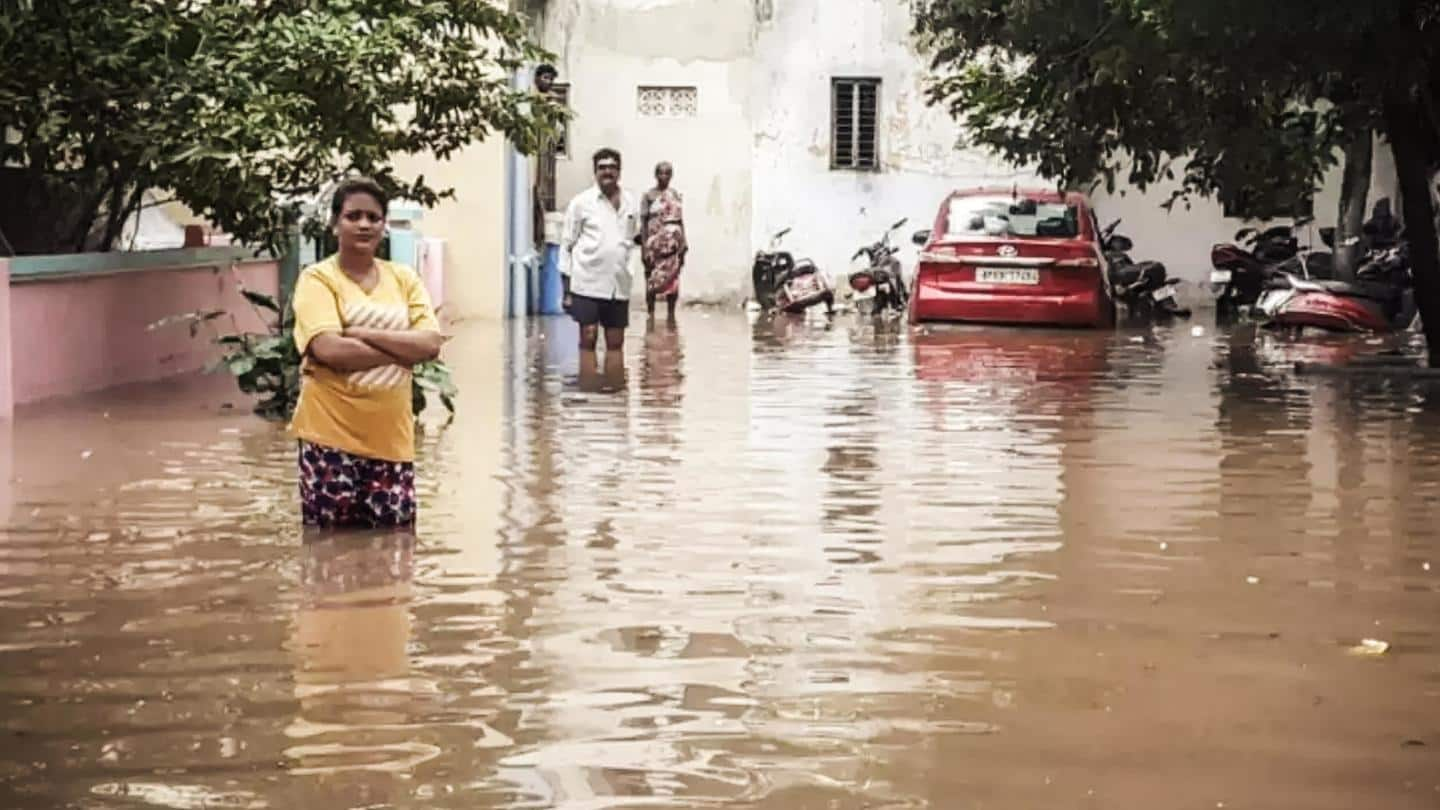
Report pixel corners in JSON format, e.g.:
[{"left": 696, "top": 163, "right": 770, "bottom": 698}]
[
  {"left": 1056, "top": 257, "right": 1100, "bottom": 269},
  {"left": 851, "top": 274, "right": 873, "bottom": 292}
]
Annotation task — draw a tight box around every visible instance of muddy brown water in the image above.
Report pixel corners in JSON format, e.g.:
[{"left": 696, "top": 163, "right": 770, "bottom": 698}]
[{"left": 2, "top": 312, "right": 1439, "bottom": 809}]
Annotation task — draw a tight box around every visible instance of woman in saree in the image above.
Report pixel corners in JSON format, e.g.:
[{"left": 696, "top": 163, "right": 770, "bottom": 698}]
[{"left": 640, "top": 161, "right": 687, "bottom": 321}]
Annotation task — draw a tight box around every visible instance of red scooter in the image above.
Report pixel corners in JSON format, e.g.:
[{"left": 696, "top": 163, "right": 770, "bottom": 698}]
[
  {"left": 751, "top": 227, "right": 835, "bottom": 315},
  {"left": 1255, "top": 243, "right": 1416, "bottom": 333}
]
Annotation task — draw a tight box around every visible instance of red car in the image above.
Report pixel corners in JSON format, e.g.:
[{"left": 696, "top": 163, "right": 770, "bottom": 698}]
[{"left": 908, "top": 187, "right": 1115, "bottom": 328}]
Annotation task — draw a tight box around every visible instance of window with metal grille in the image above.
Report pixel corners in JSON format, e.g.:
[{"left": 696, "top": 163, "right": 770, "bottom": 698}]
[
  {"left": 831, "top": 78, "right": 880, "bottom": 171},
  {"left": 637, "top": 86, "right": 699, "bottom": 118}
]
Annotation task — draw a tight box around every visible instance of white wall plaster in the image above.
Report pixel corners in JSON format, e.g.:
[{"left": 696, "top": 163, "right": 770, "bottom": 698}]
[{"left": 542, "top": 0, "right": 1399, "bottom": 301}]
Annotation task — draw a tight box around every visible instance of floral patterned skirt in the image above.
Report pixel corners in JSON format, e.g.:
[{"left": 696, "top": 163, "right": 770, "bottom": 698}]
[
  {"left": 298, "top": 441, "right": 416, "bottom": 529},
  {"left": 644, "top": 222, "right": 686, "bottom": 297}
]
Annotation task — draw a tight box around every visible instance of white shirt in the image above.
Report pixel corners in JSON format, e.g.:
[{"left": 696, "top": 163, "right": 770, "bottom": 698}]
[{"left": 559, "top": 184, "right": 639, "bottom": 300}]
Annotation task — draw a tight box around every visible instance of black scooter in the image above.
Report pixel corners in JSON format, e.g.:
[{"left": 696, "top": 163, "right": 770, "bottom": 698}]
[{"left": 1102, "top": 220, "right": 1190, "bottom": 321}]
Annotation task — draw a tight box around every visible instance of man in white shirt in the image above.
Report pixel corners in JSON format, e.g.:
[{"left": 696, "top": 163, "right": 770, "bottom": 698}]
[{"left": 560, "top": 147, "right": 639, "bottom": 352}]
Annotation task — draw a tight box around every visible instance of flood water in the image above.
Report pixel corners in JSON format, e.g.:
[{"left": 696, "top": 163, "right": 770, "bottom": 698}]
[{"left": 2, "top": 311, "right": 1439, "bottom": 809}]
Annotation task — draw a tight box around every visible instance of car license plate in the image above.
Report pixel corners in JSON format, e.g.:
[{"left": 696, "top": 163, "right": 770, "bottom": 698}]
[
  {"left": 977, "top": 268, "right": 1039, "bottom": 285},
  {"left": 1151, "top": 285, "right": 1176, "bottom": 302},
  {"left": 1210, "top": 270, "right": 1233, "bottom": 284}
]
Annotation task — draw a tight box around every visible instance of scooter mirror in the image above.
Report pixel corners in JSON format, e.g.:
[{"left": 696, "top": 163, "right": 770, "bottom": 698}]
[
  {"left": 891, "top": 218, "right": 908, "bottom": 230},
  {"left": 912, "top": 229, "right": 932, "bottom": 246},
  {"left": 1107, "top": 235, "right": 1134, "bottom": 253}
]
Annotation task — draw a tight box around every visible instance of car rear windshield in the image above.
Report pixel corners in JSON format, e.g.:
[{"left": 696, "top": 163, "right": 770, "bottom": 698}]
[{"left": 946, "top": 196, "right": 1080, "bottom": 239}]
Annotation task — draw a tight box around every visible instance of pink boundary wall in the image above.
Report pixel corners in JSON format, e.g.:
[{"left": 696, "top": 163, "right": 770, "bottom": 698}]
[{"left": 0, "top": 258, "right": 278, "bottom": 415}]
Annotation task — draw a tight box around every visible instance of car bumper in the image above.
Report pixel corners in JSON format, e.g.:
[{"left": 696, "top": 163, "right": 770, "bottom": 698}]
[{"left": 910, "top": 282, "right": 1110, "bottom": 327}]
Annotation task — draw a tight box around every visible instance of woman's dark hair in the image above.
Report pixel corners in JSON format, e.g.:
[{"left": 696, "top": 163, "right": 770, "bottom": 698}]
[
  {"left": 535, "top": 63, "right": 558, "bottom": 81},
  {"left": 330, "top": 177, "right": 389, "bottom": 224},
  {"left": 592, "top": 147, "right": 622, "bottom": 170}
]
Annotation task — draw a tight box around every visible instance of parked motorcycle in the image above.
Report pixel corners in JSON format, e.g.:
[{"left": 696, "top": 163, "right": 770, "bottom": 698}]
[
  {"left": 1101, "top": 220, "right": 1191, "bottom": 321},
  {"left": 1256, "top": 239, "right": 1416, "bottom": 333},
  {"left": 752, "top": 228, "right": 835, "bottom": 314},
  {"left": 848, "top": 218, "right": 910, "bottom": 316},
  {"left": 1209, "top": 223, "right": 1307, "bottom": 312},
  {"left": 1210, "top": 200, "right": 1402, "bottom": 314}
]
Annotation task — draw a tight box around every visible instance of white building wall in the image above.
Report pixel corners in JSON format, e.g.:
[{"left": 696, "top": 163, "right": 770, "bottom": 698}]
[
  {"left": 1091, "top": 134, "right": 1400, "bottom": 285},
  {"left": 540, "top": 0, "right": 756, "bottom": 304},
  {"left": 749, "top": 0, "right": 1033, "bottom": 290},
  {"left": 542, "top": 0, "right": 1397, "bottom": 302}
]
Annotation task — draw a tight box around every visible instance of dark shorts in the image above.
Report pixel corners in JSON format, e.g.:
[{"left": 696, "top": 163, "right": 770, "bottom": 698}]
[
  {"left": 568, "top": 294, "right": 630, "bottom": 329},
  {"left": 299, "top": 440, "right": 416, "bottom": 529}
]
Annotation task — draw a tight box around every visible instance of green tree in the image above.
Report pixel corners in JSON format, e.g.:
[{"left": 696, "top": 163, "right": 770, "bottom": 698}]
[
  {"left": 913, "top": 0, "right": 1440, "bottom": 357},
  {"left": 0, "top": 0, "right": 564, "bottom": 256}
]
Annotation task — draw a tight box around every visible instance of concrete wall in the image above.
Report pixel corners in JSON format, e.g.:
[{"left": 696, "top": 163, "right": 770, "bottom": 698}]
[
  {"left": 1091, "top": 133, "right": 1401, "bottom": 283},
  {"left": 394, "top": 139, "right": 510, "bottom": 321},
  {"left": 538, "top": 0, "right": 1399, "bottom": 299},
  {"left": 540, "top": 0, "right": 757, "bottom": 303},
  {"left": 0, "top": 250, "right": 277, "bottom": 414},
  {"left": 749, "top": 0, "right": 1033, "bottom": 290}
]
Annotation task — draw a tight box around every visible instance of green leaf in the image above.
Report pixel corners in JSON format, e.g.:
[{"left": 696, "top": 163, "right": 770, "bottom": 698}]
[
  {"left": 240, "top": 289, "right": 282, "bottom": 314},
  {"left": 147, "top": 309, "right": 225, "bottom": 332},
  {"left": 227, "top": 355, "right": 258, "bottom": 376},
  {"left": 252, "top": 335, "right": 292, "bottom": 359}
]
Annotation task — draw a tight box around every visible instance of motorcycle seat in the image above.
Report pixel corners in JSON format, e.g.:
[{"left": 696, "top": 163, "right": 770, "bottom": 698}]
[
  {"left": 1293, "top": 278, "right": 1397, "bottom": 301},
  {"left": 1111, "top": 260, "right": 1166, "bottom": 287}
]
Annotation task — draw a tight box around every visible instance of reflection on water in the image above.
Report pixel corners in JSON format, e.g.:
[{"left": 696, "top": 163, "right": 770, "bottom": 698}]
[
  {"left": 288, "top": 531, "right": 421, "bottom": 777},
  {"left": 3, "top": 313, "right": 1440, "bottom": 809}
]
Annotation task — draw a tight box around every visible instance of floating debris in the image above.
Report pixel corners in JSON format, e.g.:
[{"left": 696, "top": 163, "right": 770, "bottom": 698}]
[{"left": 1347, "top": 639, "right": 1390, "bottom": 657}]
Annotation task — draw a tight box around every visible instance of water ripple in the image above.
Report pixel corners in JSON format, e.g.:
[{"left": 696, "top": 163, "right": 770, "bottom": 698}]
[{"left": 1, "top": 316, "right": 1438, "bottom": 808}]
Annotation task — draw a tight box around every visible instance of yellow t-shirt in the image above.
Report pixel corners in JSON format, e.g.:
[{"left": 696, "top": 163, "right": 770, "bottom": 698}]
[{"left": 288, "top": 256, "right": 440, "bottom": 463}]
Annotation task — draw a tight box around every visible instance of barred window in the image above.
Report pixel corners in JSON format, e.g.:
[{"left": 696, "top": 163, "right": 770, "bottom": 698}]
[{"left": 832, "top": 78, "right": 880, "bottom": 171}]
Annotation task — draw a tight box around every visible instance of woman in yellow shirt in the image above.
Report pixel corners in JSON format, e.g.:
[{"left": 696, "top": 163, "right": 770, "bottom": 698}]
[{"left": 289, "top": 177, "right": 443, "bottom": 529}]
